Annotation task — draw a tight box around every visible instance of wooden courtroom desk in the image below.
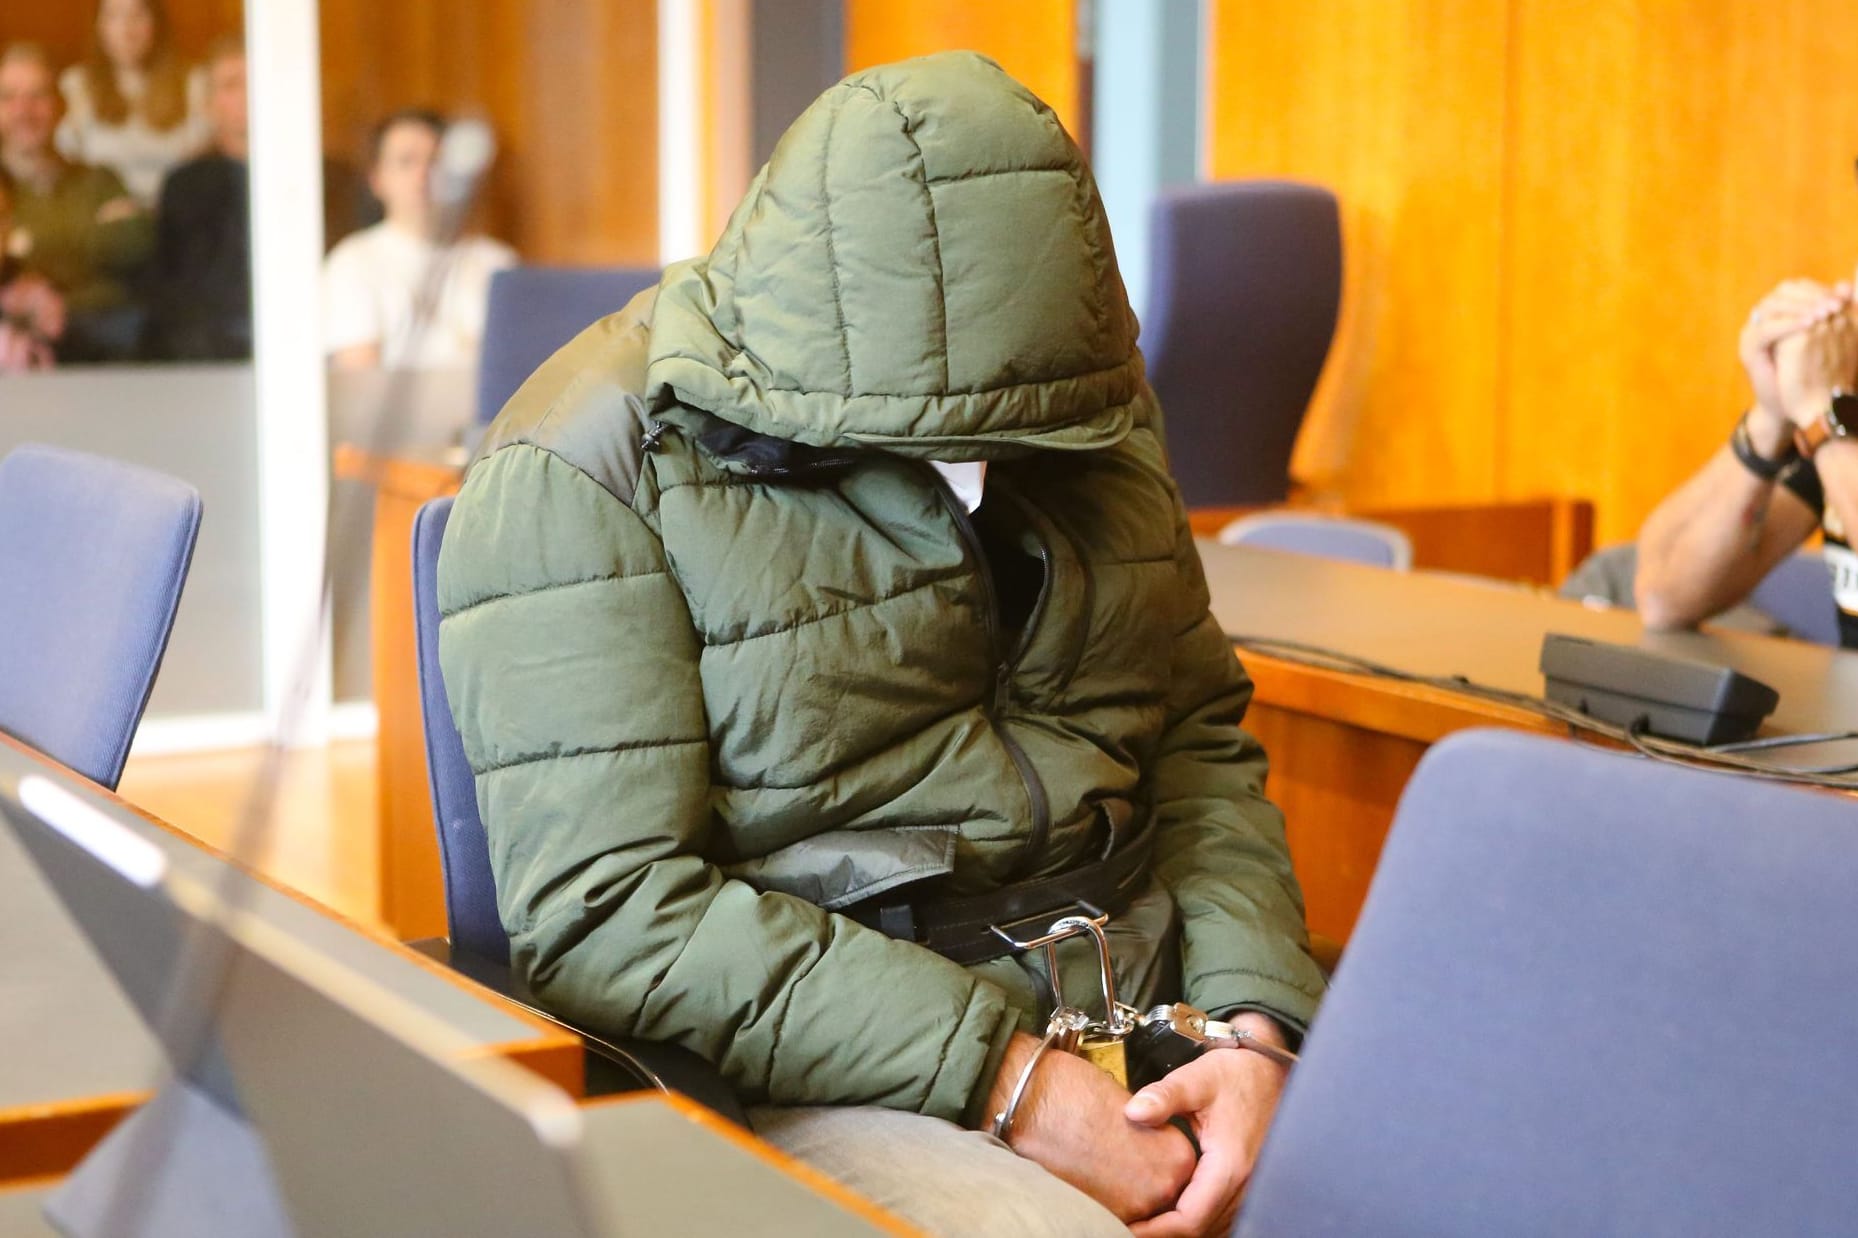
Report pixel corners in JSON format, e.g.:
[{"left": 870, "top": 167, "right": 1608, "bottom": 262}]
[
  {"left": 1187, "top": 496, "right": 1594, "bottom": 588},
  {"left": 1200, "top": 541, "right": 1858, "bottom": 942},
  {"left": 0, "top": 733, "right": 579, "bottom": 1185},
  {"left": 333, "top": 444, "right": 463, "bottom": 940}
]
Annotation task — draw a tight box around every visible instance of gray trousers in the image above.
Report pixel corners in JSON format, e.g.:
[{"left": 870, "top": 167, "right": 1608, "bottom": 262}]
[{"left": 749, "top": 1106, "right": 1132, "bottom": 1237}]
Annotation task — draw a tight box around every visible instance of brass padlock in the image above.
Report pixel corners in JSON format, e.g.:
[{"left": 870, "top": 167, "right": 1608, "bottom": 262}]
[{"left": 1078, "top": 1031, "right": 1130, "bottom": 1087}]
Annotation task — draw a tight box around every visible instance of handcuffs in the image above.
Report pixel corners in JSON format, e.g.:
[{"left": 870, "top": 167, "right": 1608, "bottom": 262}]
[{"left": 988, "top": 908, "right": 1298, "bottom": 1144}]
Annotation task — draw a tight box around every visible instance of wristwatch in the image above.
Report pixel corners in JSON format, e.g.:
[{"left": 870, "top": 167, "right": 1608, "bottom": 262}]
[{"left": 1793, "top": 389, "right": 1858, "bottom": 458}]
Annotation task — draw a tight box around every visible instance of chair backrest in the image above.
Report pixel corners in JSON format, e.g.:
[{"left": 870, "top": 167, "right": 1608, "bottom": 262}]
[
  {"left": 1238, "top": 729, "right": 1858, "bottom": 1238},
  {"left": 0, "top": 444, "right": 201, "bottom": 788},
  {"left": 476, "top": 265, "right": 661, "bottom": 423},
  {"left": 411, "top": 496, "right": 508, "bottom": 963},
  {"left": 1144, "top": 180, "right": 1341, "bottom": 507},
  {"left": 1559, "top": 543, "right": 1840, "bottom": 644},
  {"left": 1217, "top": 513, "right": 1412, "bottom": 570},
  {"left": 1745, "top": 551, "right": 1839, "bottom": 645}
]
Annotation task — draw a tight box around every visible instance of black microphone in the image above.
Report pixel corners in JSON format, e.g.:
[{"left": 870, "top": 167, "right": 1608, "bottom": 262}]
[{"left": 431, "top": 116, "right": 497, "bottom": 241}]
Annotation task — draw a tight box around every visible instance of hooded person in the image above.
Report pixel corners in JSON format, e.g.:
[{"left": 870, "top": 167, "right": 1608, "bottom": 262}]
[{"left": 438, "top": 52, "right": 1325, "bottom": 1237}]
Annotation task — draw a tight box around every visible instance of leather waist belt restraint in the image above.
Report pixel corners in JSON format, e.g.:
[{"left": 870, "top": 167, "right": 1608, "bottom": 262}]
[{"left": 844, "top": 821, "right": 1156, "bottom": 965}]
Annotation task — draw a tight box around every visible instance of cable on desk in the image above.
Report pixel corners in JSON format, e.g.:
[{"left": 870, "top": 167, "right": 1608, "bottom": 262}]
[{"left": 1227, "top": 634, "right": 1858, "bottom": 792}]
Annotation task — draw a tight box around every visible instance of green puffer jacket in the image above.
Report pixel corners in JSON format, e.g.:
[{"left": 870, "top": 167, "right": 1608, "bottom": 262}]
[{"left": 438, "top": 52, "right": 1324, "bottom": 1126}]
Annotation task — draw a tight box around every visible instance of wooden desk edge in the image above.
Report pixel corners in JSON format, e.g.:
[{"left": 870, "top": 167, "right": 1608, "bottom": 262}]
[
  {"left": 579, "top": 1092, "right": 923, "bottom": 1236},
  {"left": 0, "top": 1091, "right": 145, "bottom": 1186},
  {"left": 1239, "top": 650, "right": 1566, "bottom": 744},
  {"left": 332, "top": 443, "right": 464, "bottom": 499}
]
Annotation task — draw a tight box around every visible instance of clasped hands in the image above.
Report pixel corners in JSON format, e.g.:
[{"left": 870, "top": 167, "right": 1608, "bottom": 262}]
[
  {"left": 1740, "top": 278, "right": 1858, "bottom": 441},
  {"left": 980, "top": 1011, "right": 1288, "bottom": 1237}
]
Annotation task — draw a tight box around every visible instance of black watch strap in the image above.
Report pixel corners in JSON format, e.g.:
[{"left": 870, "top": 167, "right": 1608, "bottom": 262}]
[{"left": 1731, "top": 413, "right": 1797, "bottom": 482}]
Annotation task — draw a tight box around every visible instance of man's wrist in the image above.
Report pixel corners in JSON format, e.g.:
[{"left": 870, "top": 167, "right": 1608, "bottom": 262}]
[
  {"left": 1226, "top": 1011, "right": 1291, "bottom": 1050},
  {"left": 1745, "top": 405, "right": 1797, "bottom": 458},
  {"left": 976, "top": 1030, "right": 1045, "bottom": 1133},
  {"left": 1211, "top": 1006, "right": 1301, "bottom": 1053},
  {"left": 1732, "top": 409, "right": 1800, "bottom": 482}
]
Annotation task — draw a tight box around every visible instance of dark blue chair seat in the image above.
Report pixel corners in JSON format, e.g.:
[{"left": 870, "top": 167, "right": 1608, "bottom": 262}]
[
  {"left": 411, "top": 496, "right": 744, "bottom": 1121},
  {"left": 1745, "top": 551, "right": 1839, "bottom": 645},
  {"left": 1144, "top": 181, "right": 1341, "bottom": 507},
  {"left": 0, "top": 444, "right": 201, "bottom": 788},
  {"left": 1239, "top": 729, "right": 1858, "bottom": 1237},
  {"left": 476, "top": 266, "right": 660, "bottom": 423}
]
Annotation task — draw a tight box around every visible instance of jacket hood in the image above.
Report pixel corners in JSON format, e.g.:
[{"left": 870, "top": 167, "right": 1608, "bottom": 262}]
[{"left": 646, "top": 52, "right": 1141, "bottom": 460}]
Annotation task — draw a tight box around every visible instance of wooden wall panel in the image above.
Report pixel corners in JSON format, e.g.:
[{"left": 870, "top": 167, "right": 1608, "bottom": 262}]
[
  {"left": 1205, "top": 0, "right": 1511, "bottom": 510},
  {"left": 1501, "top": 1, "right": 1858, "bottom": 545},
  {"left": 0, "top": 2, "right": 245, "bottom": 66},
  {"left": 843, "top": 0, "right": 1080, "bottom": 139},
  {"left": 1208, "top": 0, "right": 1858, "bottom": 546},
  {"left": 318, "top": 0, "right": 658, "bottom": 265}
]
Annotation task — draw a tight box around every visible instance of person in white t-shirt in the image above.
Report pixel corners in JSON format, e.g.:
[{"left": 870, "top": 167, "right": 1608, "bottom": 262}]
[
  {"left": 322, "top": 109, "right": 516, "bottom": 372},
  {"left": 55, "top": 0, "right": 209, "bottom": 209}
]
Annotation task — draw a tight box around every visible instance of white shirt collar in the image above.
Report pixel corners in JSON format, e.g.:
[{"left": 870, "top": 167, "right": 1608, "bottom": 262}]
[{"left": 930, "top": 461, "right": 987, "bottom": 513}]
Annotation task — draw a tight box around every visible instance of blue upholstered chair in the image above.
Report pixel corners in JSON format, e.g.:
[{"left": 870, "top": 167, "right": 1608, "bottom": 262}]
[
  {"left": 411, "top": 497, "right": 744, "bottom": 1120},
  {"left": 1144, "top": 181, "right": 1341, "bottom": 507},
  {"left": 411, "top": 497, "right": 508, "bottom": 964},
  {"left": 1745, "top": 551, "right": 1839, "bottom": 645},
  {"left": 476, "top": 266, "right": 661, "bottom": 422},
  {"left": 1216, "top": 512, "right": 1412, "bottom": 570},
  {"left": 0, "top": 444, "right": 201, "bottom": 788},
  {"left": 1237, "top": 729, "right": 1858, "bottom": 1237}
]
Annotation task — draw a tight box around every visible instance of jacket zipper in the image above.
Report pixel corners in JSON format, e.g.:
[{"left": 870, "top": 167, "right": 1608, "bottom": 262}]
[{"left": 928, "top": 471, "right": 1054, "bottom": 876}]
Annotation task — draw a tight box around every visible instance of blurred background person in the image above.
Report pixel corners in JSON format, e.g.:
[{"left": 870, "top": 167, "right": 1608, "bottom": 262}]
[
  {"left": 143, "top": 35, "right": 248, "bottom": 361},
  {"left": 0, "top": 168, "right": 62, "bottom": 373},
  {"left": 0, "top": 42, "right": 151, "bottom": 363},
  {"left": 56, "top": 0, "right": 209, "bottom": 210},
  {"left": 321, "top": 108, "right": 515, "bottom": 371}
]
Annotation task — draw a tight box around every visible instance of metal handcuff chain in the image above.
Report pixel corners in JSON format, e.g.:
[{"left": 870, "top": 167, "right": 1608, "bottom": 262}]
[{"left": 987, "top": 909, "right": 1298, "bottom": 1143}]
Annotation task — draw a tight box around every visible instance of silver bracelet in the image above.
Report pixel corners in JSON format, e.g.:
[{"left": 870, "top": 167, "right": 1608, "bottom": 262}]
[{"left": 989, "top": 1027, "right": 1059, "bottom": 1144}]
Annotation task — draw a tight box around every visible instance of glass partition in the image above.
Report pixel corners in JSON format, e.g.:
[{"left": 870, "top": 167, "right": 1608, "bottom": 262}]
[{"left": 2, "top": 2, "right": 262, "bottom": 732}]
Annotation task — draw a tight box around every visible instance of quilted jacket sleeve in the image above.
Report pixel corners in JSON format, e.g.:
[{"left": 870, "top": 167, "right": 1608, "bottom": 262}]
[
  {"left": 1147, "top": 506, "right": 1328, "bottom": 1035},
  {"left": 437, "top": 443, "right": 1016, "bottom": 1119}
]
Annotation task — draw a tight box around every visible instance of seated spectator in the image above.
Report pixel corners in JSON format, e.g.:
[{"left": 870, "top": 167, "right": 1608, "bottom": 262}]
[
  {"left": 144, "top": 35, "right": 249, "bottom": 361},
  {"left": 1637, "top": 281, "right": 1858, "bottom": 646},
  {"left": 56, "top": 0, "right": 208, "bottom": 209},
  {"left": 0, "top": 42, "right": 152, "bottom": 363},
  {"left": 0, "top": 169, "right": 62, "bottom": 373},
  {"left": 322, "top": 109, "right": 515, "bottom": 371}
]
